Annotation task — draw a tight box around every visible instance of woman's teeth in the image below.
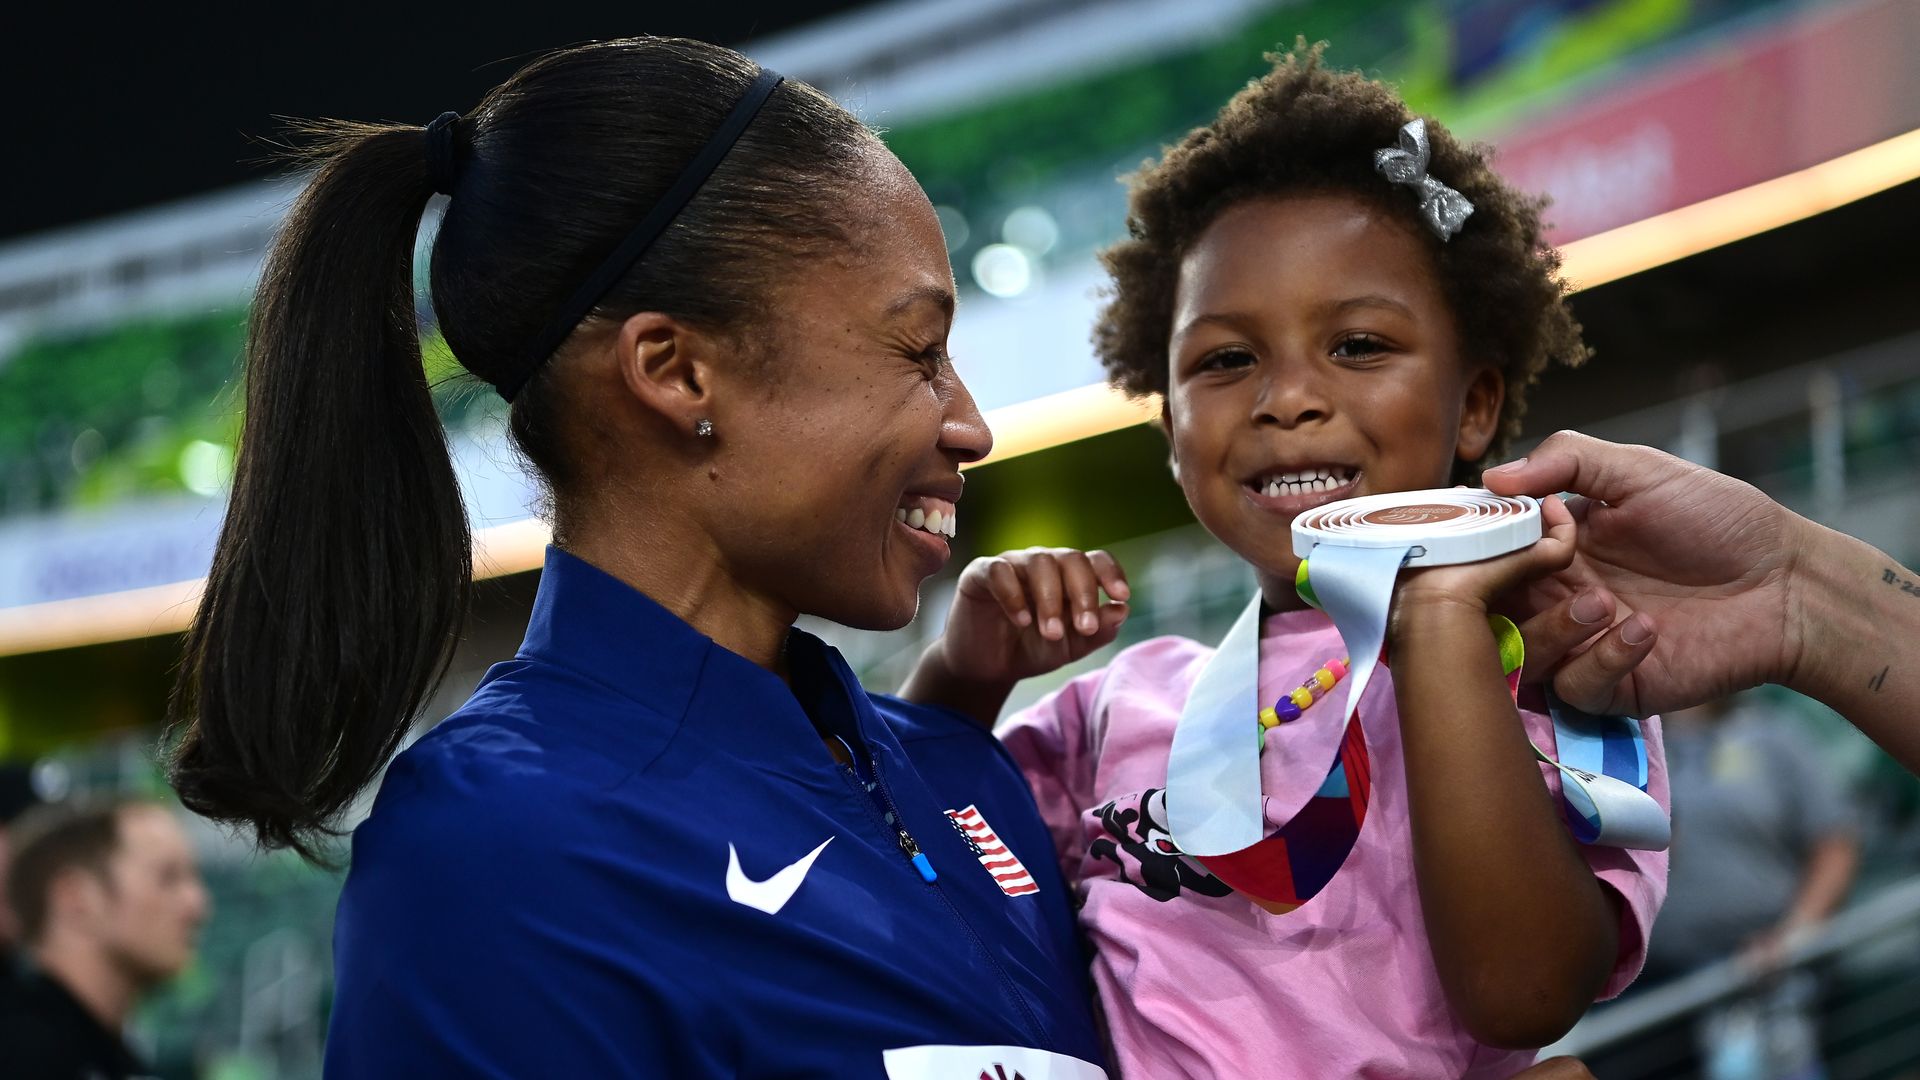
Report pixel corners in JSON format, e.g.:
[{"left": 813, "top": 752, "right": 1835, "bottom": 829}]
[
  {"left": 895, "top": 505, "right": 957, "bottom": 537},
  {"left": 1256, "top": 466, "right": 1356, "bottom": 498}
]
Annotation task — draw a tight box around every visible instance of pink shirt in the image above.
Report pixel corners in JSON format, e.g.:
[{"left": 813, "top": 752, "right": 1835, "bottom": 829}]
[{"left": 999, "top": 608, "right": 1669, "bottom": 1079}]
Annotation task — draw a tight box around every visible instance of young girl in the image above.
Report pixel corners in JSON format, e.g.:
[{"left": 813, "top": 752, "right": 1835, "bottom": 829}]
[{"left": 903, "top": 46, "right": 1668, "bottom": 1077}]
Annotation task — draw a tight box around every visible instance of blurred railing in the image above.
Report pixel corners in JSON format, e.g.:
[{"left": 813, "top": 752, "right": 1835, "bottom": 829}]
[{"left": 1547, "top": 876, "right": 1920, "bottom": 1078}]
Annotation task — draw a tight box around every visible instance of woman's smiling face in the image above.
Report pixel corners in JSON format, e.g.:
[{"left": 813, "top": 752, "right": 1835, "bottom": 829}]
[
  {"left": 1165, "top": 193, "right": 1504, "bottom": 601},
  {"left": 701, "top": 148, "right": 993, "bottom": 631}
]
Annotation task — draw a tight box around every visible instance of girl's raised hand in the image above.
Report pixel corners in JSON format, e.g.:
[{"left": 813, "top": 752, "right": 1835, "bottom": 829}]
[
  {"left": 943, "top": 547, "right": 1132, "bottom": 685},
  {"left": 899, "top": 548, "right": 1130, "bottom": 728}
]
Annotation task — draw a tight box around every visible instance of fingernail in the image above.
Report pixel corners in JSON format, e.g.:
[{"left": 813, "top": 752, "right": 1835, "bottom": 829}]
[
  {"left": 1620, "top": 614, "right": 1654, "bottom": 647},
  {"left": 1044, "top": 617, "right": 1063, "bottom": 639},
  {"left": 1570, "top": 592, "right": 1608, "bottom": 625},
  {"left": 1077, "top": 612, "right": 1098, "bottom": 635},
  {"left": 1485, "top": 456, "right": 1527, "bottom": 475},
  {"left": 1109, "top": 581, "right": 1131, "bottom": 601},
  {"left": 1015, "top": 610, "right": 1032, "bottom": 627}
]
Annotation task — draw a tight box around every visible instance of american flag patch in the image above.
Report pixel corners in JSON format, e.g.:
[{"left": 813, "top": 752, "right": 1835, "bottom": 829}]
[{"left": 946, "top": 805, "right": 1037, "bottom": 897}]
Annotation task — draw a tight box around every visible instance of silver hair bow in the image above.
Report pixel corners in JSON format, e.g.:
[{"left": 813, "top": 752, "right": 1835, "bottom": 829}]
[{"left": 1373, "top": 119, "right": 1473, "bottom": 240}]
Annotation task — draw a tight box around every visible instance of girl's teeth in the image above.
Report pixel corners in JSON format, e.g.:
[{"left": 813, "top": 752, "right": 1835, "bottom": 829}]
[
  {"left": 895, "top": 508, "right": 908, "bottom": 522},
  {"left": 907, "top": 508, "right": 926, "bottom": 529},
  {"left": 925, "top": 509, "right": 944, "bottom": 534},
  {"left": 1259, "top": 470, "right": 1355, "bottom": 498}
]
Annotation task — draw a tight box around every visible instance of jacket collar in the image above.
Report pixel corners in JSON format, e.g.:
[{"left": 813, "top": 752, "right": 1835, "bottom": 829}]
[{"left": 512, "top": 546, "right": 883, "bottom": 773}]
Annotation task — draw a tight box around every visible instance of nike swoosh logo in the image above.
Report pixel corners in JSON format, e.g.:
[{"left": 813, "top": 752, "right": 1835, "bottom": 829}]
[{"left": 726, "top": 836, "right": 834, "bottom": 915}]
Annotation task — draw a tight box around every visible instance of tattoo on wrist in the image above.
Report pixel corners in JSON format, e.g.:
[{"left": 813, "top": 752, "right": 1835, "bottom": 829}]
[
  {"left": 1870, "top": 665, "right": 1889, "bottom": 693},
  {"left": 1883, "top": 567, "right": 1920, "bottom": 597}
]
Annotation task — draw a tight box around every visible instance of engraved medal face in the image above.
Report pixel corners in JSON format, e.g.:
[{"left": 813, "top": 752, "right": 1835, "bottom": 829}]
[
  {"left": 1359, "top": 503, "right": 1466, "bottom": 526},
  {"left": 1293, "top": 488, "right": 1538, "bottom": 565}
]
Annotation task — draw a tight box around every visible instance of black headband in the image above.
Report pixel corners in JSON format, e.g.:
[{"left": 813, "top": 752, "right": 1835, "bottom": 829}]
[
  {"left": 424, "top": 111, "right": 464, "bottom": 196},
  {"left": 496, "top": 67, "right": 786, "bottom": 403}
]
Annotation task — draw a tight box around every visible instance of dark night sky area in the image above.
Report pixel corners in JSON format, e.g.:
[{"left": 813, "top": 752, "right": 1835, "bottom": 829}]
[{"left": 5, "top": 4, "right": 875, "bottom": 242}]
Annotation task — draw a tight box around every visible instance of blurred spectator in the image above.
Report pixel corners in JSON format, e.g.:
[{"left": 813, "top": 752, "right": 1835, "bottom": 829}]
[
  {"left": 0, "top": 799, "right": 210, "bottom": 1080},
  {"left": 0, "top": 762, "right": 47, "bottom": 973},
  {"left": 1648, "top": 695, "right": 1862, "bottom": 1079}
]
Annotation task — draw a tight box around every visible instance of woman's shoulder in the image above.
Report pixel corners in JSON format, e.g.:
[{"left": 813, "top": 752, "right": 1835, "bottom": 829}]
[
  {"left": 389, "top": 655, "right": 690, "bottom": 796},
  {"left": 354, "top": 692, "right": 640, "bottom": 865}
]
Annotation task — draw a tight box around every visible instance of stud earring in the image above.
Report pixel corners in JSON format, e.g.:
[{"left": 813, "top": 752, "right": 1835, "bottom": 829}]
[{"left": 694, "top": 419, "right": 715, "bottom": 437}]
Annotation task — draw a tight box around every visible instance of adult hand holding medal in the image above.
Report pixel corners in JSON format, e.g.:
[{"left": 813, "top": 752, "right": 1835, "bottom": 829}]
[{"left": 1487, "top": 429, "right": 1920, "bottom": 778}]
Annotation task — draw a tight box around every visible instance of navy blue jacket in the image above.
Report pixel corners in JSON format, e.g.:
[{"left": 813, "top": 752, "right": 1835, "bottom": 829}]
[{"left": 326, "top": 547, "right": 1108, "bottom": 1078}]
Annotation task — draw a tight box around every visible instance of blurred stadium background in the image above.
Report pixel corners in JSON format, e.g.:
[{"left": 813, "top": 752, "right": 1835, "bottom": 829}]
[{"left": 2, "top": 1, "right": 1918, "bottom": 1076}]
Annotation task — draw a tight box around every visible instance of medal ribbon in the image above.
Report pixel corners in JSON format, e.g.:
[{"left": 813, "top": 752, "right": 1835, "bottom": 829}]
[{"left": 1166, "top": 543, "right": 1667, "bottom": 908}]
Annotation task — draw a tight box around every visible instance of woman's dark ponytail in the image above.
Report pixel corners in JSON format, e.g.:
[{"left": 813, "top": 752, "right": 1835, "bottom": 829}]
[
  {"left": 166, "top": 38, "right": 876, "bottom": 861},
  {"left": 167, "top": 122, "right": 470, "bottom": 861}
]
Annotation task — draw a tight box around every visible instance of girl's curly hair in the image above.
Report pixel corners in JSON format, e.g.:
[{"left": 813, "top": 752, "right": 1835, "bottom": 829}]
[{"left": 1093, "top": 42, "right": 1590, "bottom": 467}]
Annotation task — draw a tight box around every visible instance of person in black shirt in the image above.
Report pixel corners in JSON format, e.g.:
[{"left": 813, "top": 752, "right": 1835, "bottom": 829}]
[
  {"left": 0, "top": 761, "right": 47, "bottom": 975},
  {"left": 1, "top": 799, "right": 208, "bottom": 1079},
  {"left": 1, "top": 967, "right": 151, "bottom": 1080}
]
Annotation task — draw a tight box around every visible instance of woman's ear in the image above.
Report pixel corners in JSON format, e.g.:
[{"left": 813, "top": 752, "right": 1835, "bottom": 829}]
[
  {"left": 1455, "top": 366, "right": 1506, "bottom": 464},
  {"left": 613, "top": 310, "right": 719, "bottom": 438}
]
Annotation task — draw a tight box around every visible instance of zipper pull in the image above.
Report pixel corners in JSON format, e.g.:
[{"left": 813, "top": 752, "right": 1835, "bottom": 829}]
[{"left": 897, "top": 829, "right": 938, "bottom": 883}]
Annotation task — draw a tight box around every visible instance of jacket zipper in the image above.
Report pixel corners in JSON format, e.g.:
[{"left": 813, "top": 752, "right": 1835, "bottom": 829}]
[
  {"left": 837, "top": 748, "right": 1052, "bottom": 1051},
  {"left": 837, "top": 737, "right": 936, "bottom": 883},
  {"left": 875, "top": 773, "right": 940, "bottom": 884}
]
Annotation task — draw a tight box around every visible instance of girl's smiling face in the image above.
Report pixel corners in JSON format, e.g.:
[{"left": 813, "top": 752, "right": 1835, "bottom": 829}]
[{"left": 1165, "top": 193, "right": 1505, "bottom": 605}]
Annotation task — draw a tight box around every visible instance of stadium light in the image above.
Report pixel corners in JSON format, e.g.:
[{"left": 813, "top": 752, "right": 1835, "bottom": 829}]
[
  {"left": 0, "top": 579, "right": 203, "bottom": 657},
  {"left": 967, "top": 382, "right": 1161, "bottom": 470},
  {"left": 1557, "top": 125, "right": 1920, "bottom": 290}
]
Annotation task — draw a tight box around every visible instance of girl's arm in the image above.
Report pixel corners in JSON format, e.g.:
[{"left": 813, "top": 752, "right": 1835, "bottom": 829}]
[
  {"left": 1389, "top": 496, "right": 1625, "bottom": 1049},
  {"left": 899, "top": 548, "right": 1130, "bottom": 727}
]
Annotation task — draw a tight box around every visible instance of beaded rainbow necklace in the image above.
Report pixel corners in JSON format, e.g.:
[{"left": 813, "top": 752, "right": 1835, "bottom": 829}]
[
  {"left": 1258, "top": 655, "right": 1351, "bottom": 744},
  {"left": 1254, "top": 560, "right": 1351, "bottom": 748}
]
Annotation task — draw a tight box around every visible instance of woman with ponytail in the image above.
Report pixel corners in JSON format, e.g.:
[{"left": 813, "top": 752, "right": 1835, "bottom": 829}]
[{"left": 168, "top": 38, "right": 1108, "bottom": 1078}]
